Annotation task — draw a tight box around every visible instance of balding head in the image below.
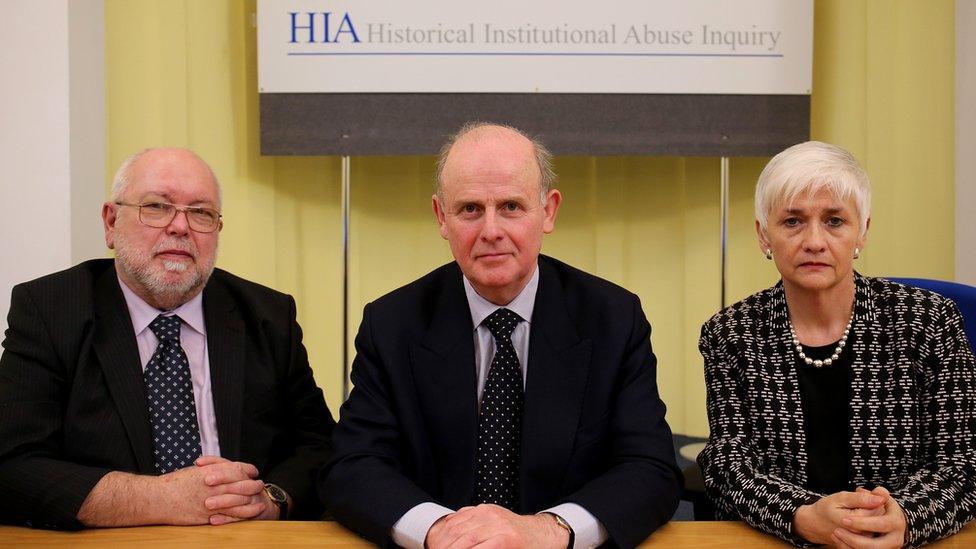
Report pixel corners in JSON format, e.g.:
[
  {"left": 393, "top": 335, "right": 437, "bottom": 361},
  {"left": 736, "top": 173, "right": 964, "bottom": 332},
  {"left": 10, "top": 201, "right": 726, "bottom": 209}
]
[
  {"left": 432, "top": 122, "right": 562, "bottom": 305},
  {"left": 103, "top": 147, "right": 222, "bottom": 310},
  {"left": 435, "top": 122, "right": 555, "bottom": 205},
  {"left": 112, "top": 148, "right": 222, "bottom": 207}
]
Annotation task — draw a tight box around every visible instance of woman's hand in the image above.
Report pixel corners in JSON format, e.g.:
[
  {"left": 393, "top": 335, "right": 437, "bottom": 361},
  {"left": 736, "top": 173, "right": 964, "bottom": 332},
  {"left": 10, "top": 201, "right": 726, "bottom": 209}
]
[
  {"left": 793, "top": 489, "right": 886, "bottom": 545},
  {"left": 831, "top": 487, "right": 907, "bottom": 549}
]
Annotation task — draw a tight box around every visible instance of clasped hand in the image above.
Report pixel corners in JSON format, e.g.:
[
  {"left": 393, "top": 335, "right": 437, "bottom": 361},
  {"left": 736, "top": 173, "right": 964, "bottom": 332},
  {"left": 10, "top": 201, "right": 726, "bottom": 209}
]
[
  {"left": 159, "top": 455, "right": 276, "bottom": 525},
  {"left": 425, "top": 504, "right": 570, "bottom": 549},
  {"left": 793, "top": 486, "right": 907, "bottom": 548}
]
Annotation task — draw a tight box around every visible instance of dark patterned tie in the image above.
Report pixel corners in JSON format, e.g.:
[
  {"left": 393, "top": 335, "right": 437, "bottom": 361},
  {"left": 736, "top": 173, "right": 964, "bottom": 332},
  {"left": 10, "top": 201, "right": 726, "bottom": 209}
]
[
  {"left": 145, "top": 314, "right": 202, "bottom": 474},
  {"left": 473, "top": 308, "right": 524, "bottom": 510}
]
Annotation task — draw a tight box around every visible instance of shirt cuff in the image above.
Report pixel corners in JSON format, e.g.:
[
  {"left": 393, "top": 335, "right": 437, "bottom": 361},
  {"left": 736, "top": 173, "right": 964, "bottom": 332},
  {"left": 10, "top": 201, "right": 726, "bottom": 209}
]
[
  {"left": 541, "top": 503, "right": 609, "bottom": 549},
  {"left": 391, "top": 502, "right": 455, "bottom": 549}
]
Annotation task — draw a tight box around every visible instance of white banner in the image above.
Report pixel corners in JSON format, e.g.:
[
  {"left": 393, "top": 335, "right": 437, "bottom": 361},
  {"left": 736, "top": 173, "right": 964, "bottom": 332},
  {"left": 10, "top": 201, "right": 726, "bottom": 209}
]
[{"left": 257, "top": 0, "right": 812, "bottom": 94}]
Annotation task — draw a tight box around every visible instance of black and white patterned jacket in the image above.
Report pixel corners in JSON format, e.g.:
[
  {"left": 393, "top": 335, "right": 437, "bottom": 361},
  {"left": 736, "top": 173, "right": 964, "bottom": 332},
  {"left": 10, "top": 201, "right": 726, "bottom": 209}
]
[{"left": 697, "top": 273, "right": 976, "bottom": 547}]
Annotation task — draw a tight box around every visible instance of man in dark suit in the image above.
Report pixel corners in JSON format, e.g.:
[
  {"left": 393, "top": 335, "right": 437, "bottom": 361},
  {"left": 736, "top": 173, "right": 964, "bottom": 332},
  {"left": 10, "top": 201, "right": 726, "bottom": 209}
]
[
  {"left": 322, "top": 123, "right": 680, "bottom": 548},
  {"left": 0, "top": 148, "right": 334, "bottom": 529}
]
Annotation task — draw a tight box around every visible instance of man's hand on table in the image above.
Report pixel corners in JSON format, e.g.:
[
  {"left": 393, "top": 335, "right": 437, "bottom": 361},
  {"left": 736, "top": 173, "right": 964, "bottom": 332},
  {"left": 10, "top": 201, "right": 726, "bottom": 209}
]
[
  {"left": 425, "top": 504, "right": 569, "bottom": 549},
  {"left": 77, "top": 455, "right": 281, "bottom": 526}
]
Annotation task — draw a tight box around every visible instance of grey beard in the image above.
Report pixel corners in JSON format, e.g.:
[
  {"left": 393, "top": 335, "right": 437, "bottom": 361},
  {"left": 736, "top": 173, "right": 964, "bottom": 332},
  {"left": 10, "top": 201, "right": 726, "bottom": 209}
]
[{"left": 114, "top": 234, "right": 216, "bottom": 310}]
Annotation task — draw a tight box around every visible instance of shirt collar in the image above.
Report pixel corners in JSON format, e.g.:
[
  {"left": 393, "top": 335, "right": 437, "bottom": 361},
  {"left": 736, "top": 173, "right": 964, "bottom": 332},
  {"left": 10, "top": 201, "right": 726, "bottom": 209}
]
[
  {"left": 462, "top": 263, "right": 539, "bottom": 330},
  {"left": 117, "top": 276, "right": 207, "bottom": 337}
]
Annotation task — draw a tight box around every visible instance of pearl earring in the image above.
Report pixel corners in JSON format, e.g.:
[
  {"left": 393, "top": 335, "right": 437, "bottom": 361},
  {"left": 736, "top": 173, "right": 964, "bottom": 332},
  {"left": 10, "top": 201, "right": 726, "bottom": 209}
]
[
  {"left": 853, "top": 247, "right": 860, "bottom": 259},
  {"left": 765, "top": 249, "right": 772, "bottom": 260}
]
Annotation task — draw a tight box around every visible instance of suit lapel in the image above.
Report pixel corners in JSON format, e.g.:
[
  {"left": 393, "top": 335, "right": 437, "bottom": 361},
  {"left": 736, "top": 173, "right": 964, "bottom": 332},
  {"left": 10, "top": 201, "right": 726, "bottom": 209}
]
[
  {"left": 847, "top": 272, "right": 881, "bottom": 483},
  {"left": 203, "top": 277, "right": 245, "bottom": 460},
  {"left": 409, "top": 264, "right": 479, "bottom": 507},
  {"left": 761, "top": 280, "right": 811, "bottom": 480},
  {"left": 521, "top": 260, "right": 591, "bottom": 511},
  {"left": 91, "top": 268, "right": 155, "bottom": 473}
]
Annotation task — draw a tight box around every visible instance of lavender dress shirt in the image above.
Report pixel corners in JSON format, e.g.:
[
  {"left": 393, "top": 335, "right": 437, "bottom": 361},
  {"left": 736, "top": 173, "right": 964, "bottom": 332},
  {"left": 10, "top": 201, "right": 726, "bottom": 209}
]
[{"left": 118, "top": 278, "right": 221, "bottom": 457}]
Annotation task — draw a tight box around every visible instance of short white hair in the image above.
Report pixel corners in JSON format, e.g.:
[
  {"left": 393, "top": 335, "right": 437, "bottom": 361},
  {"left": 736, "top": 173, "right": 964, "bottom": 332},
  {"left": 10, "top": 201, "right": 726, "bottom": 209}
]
[
  {"left": 755, "top": 141, "right": 871, "bottom": 237},
  {"left": 111, "top": 148, "right": 222, "bottom": 205}
]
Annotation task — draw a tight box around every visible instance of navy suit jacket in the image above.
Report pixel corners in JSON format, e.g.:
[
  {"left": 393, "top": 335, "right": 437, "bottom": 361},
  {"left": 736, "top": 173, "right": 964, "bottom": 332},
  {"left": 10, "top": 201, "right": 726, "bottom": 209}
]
[
  {"left": 0, "top": 259, "right": 335, "bottom": 529},
  {"left": 321, "top": 256, "right": 680, "bottom": 547}
]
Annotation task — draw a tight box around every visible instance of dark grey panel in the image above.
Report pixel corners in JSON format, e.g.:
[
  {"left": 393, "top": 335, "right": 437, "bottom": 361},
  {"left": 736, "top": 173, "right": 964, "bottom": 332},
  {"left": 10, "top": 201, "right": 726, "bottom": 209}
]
[{"left": 260, "top": 93, "right": 809, "bottom": 157}]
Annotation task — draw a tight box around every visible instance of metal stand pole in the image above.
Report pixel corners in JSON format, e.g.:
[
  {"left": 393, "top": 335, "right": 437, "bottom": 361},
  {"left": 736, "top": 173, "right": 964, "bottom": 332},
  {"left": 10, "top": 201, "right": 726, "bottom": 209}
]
[
  {"left": 720, "top": 157, "right": 730, "bottom": 309},
  {"left": 341, "top": 156, "right": 351, "bottom": 399}
]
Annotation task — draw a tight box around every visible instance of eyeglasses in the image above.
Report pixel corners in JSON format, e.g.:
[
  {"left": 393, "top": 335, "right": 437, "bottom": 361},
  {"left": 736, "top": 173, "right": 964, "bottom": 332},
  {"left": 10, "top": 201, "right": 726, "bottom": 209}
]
[{"left": 115, "top": 202, "right": 222, "bottom": 233}]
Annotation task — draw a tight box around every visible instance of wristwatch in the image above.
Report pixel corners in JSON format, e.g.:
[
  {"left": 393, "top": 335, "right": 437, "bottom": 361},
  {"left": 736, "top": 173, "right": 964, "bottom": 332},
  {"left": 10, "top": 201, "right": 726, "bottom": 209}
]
[
  {"left": 544, "top": 512, "right": 575, "bottom": 549},
  {"left": 263, "top": 483, "right": 289, "bottom": 520}
]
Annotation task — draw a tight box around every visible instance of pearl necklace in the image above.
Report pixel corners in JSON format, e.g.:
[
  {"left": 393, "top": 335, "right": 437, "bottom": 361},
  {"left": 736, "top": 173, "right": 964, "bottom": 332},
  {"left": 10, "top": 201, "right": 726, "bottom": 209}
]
[{"left": 787, "top": 310, "right": 854, "bottom": 368}]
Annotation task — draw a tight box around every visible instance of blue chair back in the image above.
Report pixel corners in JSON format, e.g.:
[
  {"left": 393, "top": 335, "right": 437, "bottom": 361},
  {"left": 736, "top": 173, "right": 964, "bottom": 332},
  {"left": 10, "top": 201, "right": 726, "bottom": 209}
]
[{"left": 887, "top": 277, "right": 976, "bottom": 351}]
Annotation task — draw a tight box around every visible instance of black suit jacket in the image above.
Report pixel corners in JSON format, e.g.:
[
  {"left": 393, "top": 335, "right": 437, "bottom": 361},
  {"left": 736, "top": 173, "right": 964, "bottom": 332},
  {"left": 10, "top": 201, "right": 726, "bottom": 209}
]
[
  {"left": 321, "top": 256, "right": 680, "bottom": 547},
  {"left": 0, "top": 259, "right": 335, "bottom": 529}
]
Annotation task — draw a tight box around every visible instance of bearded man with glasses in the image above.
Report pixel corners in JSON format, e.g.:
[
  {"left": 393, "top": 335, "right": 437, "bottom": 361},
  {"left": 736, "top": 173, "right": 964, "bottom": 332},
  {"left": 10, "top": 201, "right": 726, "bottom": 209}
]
[{"left": 0, "top": 148, "right": 335, "bottom": 530}]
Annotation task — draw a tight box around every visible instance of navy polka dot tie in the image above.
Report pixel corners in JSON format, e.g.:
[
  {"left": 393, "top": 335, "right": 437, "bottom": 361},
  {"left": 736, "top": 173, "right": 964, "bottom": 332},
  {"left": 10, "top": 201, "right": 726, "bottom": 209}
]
[
  {"left": 145, "top": 314, "right": 201, "bottom": 474},
  {"left": 473, "top": 308, "right": 523, "bottom": 510}
]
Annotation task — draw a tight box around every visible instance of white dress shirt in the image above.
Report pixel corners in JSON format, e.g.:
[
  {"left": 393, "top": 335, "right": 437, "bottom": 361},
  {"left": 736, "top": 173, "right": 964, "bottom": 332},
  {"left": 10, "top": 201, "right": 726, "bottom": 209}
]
[
  {"left": 391, "top": 265, "right": 608, "bottom": 549},
  {"left": 118, "top": 278, "right": 221, "bottom": 457}
]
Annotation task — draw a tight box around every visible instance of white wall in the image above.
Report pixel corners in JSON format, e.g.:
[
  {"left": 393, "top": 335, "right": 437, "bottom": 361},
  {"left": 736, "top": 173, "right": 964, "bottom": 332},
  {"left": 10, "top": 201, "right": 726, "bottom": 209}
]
[
  {"left": 0, "top": 0, "right": 104, "bottom": 335},
  {"left": 957, "top": 0, "right": 976, "bottom": 285},
  {"left": 69, "top": 1, "right": 108, "bottom": 266}
]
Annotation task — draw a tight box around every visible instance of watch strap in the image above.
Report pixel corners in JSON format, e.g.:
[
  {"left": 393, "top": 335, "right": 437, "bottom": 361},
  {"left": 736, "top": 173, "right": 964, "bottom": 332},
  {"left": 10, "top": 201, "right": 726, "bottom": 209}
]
[
  {"left": 263, "top": 483, "right": 289, "bottom": 520},
  {"left": 544, "top": 512, "right": 575, "bottom": 549}
]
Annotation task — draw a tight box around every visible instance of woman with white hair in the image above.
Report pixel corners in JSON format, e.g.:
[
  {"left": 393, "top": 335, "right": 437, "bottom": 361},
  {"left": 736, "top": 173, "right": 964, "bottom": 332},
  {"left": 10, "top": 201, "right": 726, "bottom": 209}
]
[{"left": 697, "top": 141, "right": 976, "bottom": 547}]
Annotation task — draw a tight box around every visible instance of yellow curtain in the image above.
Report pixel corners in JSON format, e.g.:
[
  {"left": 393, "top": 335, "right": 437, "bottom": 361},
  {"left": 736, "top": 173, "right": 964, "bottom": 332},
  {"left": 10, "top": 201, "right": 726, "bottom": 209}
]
[{"left": 106, "top": 0, "right": 955, "bottom": 436}]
